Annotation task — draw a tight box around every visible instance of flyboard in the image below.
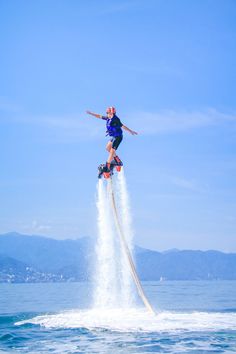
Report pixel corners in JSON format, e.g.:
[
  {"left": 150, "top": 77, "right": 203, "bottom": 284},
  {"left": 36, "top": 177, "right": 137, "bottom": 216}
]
[{"left": 98, "top": 160, "right": 155, "bottom": 315}]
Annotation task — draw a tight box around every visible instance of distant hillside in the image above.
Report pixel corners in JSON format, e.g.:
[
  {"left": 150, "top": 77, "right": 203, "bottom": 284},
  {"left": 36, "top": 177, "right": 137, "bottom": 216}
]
[
  {"left": 0, "top": 254, "right": 66, "bottom": 283},
  {"left": 0, "top": 232, "right": 93, "bottom": 282},
  {"left": 0, "top": 232, "right": 236, "bottom": 282},
  {"left": 136, "top": 249, "right": 236, "bottom": 280}
]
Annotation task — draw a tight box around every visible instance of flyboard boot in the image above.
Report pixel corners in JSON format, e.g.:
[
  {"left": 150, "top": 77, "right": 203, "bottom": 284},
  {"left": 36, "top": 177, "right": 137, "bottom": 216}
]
[
  {"left": 97, "top": 159, "right": 123, "bottom": 179},
  {"left": 98, "top": 162, "right": 114, "bottom": 179},
  {"left": 98, "top": 163, "right": 106, "bottom": 179},
  {"left": 113, "top": 155, "right": 123, "bottom": 172},
  {"left": 103, "top": 162, "right": 111, "bottom": 179}
]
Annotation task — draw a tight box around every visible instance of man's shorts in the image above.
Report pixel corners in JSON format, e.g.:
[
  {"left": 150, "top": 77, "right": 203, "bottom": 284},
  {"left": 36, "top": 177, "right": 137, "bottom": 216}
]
[{"left": 110, "top": 135, "right": 123, "bottom": 150}]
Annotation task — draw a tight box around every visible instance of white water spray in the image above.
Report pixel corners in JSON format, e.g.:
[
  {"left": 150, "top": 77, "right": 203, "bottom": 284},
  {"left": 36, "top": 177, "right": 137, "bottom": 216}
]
[
  {"left": 93, "top": 179, "right": 118, "bottom": 308},
  {"left": 93, "top": 171, "right": 136, "bottom": 309},
  {"left": 116, "top": 169, "right": 136, "bottom": 306}
]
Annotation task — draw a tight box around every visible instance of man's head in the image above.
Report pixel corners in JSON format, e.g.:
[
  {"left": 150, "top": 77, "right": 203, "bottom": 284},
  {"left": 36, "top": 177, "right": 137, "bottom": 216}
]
[{"left": 106, "top": 106, "right": 116, "bottom": 118}]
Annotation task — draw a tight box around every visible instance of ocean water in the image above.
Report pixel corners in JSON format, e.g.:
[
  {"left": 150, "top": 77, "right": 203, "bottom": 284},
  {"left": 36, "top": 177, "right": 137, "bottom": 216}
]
[{"left": 1, "top": 281, "right": 236, "bottom": 353}]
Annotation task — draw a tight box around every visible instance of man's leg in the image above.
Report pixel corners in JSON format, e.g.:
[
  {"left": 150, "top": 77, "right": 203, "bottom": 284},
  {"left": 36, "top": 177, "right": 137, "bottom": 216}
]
[
  {"left": 105, "top": 141, "right": 117, "bottom": 172},
  {"left": 104, "top": 137, "right": 122, "bottom": 174},
  {"left": 106, "top": 141, "right": 112, "bottom": 152},
  {"left": 107, "top": 147, "right": 116, "bottom": 164},
  {"left": 106, "top": 141, "right": 117, "bottom": 157},
  {"left": 107, "top": 137, "right": 122, "bottom": 166},
  {"left": 112, "top": 136, "right": 122, "bottom": 164}
]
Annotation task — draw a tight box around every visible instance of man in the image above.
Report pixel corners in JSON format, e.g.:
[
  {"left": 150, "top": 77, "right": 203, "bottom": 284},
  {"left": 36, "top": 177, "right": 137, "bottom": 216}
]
[{"left": 86, "top": 107, "right": 138, "bottom": 176}]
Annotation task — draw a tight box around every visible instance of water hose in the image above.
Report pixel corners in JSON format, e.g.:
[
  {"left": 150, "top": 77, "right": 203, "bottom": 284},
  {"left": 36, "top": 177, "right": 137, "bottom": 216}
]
[{"left": 107, "top": 178, "right": 155, "bottom": 315}]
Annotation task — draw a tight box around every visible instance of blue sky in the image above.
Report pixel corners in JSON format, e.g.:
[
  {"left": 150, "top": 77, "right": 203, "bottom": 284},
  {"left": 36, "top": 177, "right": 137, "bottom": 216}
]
[{"left": 0, "top": 0, "right": 236, "bottom": 251}]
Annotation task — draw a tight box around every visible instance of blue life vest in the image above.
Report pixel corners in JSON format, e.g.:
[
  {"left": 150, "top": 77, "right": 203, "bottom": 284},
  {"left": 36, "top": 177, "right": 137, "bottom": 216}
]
[{"left": 106, "top": 115, "right": 123, "bottom": 137}]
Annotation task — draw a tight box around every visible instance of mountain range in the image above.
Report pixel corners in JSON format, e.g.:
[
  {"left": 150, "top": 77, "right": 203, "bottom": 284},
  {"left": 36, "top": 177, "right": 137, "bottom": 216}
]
[{"left": 0, "top": 232, "right": 236, "bottom": 282}]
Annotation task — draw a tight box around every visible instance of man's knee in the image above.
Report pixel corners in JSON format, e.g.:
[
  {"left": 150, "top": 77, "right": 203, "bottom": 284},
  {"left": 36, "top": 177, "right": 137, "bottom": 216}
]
[{"left": 106, "top": 143, "right": 112, "bottom": 151}]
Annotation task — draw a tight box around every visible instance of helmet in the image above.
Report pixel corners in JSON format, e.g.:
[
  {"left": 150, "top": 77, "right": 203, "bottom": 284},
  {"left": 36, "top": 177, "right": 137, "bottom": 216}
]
[{"left": 106, "top": 106, "right": 116, "bottom": 114}]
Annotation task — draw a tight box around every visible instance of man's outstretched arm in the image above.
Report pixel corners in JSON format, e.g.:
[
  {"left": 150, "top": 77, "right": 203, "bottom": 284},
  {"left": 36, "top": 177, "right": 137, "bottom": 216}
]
[
  {"left": 122, "top": 125, "right": 138, "bottom": 135},
  {"left": 86, "top": 110, "right": 103, "bottom": 119}
]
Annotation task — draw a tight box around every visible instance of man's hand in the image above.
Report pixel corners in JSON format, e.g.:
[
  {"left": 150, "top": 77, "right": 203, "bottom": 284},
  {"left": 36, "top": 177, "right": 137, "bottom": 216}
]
[{"left": 130, "top": 130, "right": 138, "bottom": 135}]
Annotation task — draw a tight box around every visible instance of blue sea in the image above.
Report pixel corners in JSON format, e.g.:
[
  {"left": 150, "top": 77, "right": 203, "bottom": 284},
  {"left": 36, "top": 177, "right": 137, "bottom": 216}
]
[{"left": 1, "top": 281, "right": 236, "bottom": 353}]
